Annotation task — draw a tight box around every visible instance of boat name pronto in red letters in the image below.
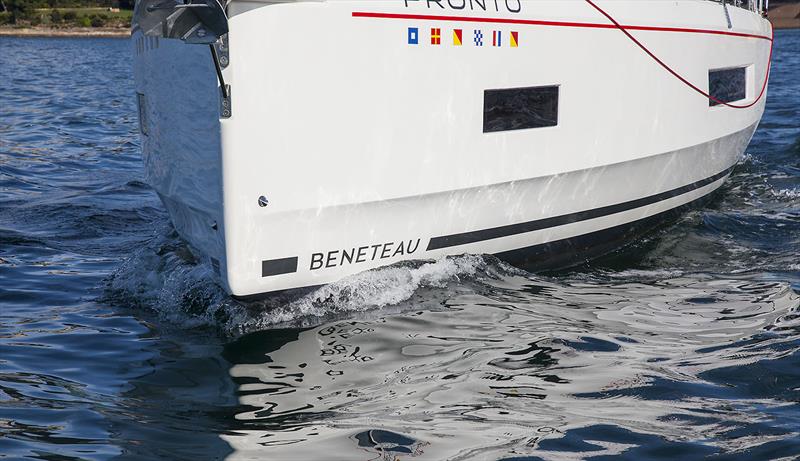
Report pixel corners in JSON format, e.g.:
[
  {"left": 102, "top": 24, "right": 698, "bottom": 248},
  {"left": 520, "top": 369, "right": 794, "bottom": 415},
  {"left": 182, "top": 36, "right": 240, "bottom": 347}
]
[{"left": 404, "top": 0, "right": 522, "bottom": 14}]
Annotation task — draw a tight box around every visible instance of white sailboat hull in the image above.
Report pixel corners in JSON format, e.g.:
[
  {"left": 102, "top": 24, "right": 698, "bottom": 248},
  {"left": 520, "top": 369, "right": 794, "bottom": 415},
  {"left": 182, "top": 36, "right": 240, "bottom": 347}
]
[{"left": 132, "top": 0, "right": 771, "bottom": 297}]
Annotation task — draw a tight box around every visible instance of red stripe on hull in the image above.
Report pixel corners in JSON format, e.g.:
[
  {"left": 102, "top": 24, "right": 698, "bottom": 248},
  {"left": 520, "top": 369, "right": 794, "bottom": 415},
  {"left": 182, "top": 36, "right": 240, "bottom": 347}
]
[{"left": 351, "top": 12, "right": 772, "bottom": 41}]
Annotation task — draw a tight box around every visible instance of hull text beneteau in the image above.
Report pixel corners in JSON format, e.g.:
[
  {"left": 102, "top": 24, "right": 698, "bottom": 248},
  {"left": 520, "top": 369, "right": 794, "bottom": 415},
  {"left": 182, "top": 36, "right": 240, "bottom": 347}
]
[{"left": 132, "top": 0, "right": 773, "bottom": 298}]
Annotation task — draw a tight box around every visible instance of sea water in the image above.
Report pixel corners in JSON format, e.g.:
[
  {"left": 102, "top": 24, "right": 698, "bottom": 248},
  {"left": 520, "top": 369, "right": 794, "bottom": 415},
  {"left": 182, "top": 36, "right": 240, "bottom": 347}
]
[{"left": 1, "top": 31, "right": 799, "bottom": 460}]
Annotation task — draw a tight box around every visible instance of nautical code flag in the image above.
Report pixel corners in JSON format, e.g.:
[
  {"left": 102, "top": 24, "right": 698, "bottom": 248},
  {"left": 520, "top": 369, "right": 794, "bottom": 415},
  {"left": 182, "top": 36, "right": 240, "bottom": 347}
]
[
  {"left": 492, "top": 30, "right": 502, "bottom": 47},
  {"left": 408, "top": 27, "right": 419, "bottom": 45},
  {"left": 406, "top": 26, "right": 515, "bottom": 49},
  {"left": 453, "top": 29, "right": 463, "bottom": 46},
  {"left": 431, "top": 28, "right": 441, "bottom": 45},
  {"left": 474, "top": 30, "right": 483, "bottom": 47}
]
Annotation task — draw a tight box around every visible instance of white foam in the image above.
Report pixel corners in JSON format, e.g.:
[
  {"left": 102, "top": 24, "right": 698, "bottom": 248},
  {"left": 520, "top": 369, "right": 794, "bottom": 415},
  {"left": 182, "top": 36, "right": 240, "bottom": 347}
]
[
  {"left": 105, "top": 228, "right": 492, "bottom": 335},
  {"left": 603, "top": 268, "right": 686, "bottom": 280},
  {"left": 104, "top": 227, "right": 247, "bottom": 330},
  {"left": 238, "top": 254, "right": 489, "bottom": 333},
  {"left": 739, "top": 153, "right": 762, "bottom": 165},
  {"left": 770, "top": 187, "right": 800, "bottom": 199}
]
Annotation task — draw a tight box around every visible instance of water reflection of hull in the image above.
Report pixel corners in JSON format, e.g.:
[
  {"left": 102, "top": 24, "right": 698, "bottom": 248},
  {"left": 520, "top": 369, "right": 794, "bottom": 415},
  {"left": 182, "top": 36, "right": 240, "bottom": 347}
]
[
  {"left": 132, "top": 1, "right": 771, "bottom": 297},
  {"left": 219, "top": 276, "right": 799, "bottom": 459}
]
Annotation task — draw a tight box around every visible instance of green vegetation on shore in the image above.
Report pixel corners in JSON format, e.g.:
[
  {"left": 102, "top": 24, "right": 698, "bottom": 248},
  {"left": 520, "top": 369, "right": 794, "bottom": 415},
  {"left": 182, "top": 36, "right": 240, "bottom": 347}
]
[
  {"left": 1, "top": 0, "right": 796, "bottom": 32},
  {"left": 0, "top": 0, "right": 133, "bottom": 29}
]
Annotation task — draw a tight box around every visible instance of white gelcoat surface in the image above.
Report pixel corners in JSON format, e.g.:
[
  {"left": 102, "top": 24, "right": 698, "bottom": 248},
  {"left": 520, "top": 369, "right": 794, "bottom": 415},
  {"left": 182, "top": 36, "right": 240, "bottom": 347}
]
[{"left": 133, "top": 0, "right": 771, "bottom": 296}]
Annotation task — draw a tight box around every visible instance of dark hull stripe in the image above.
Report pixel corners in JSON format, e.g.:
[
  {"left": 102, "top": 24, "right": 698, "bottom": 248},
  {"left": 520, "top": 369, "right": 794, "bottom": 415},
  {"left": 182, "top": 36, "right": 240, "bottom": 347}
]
[
  {"left": 426, "top": 166, "right": 733, "bottom": 251},
  {"left": 495, "top": 192, "right": 715, "bottom": 271},
  {"left": 239, "top": 191, "right": 717, "bottom": 301}
]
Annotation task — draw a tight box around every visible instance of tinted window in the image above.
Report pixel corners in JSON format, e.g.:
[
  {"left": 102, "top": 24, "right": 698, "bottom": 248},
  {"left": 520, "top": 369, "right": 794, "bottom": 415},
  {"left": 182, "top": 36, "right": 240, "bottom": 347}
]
[
  {"left": 709, "top": 67, "right": 746, "bottom": 106},
  {"left": 484, "top": 86, "right": 559, "bottom": 133}
]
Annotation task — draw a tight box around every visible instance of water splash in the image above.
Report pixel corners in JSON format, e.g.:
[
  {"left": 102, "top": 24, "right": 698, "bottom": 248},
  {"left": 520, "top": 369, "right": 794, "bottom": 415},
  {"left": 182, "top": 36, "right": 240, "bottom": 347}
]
[
  {"left": 103, "top": 226, "right": 510, "bottom": 335},
  {"left": 103, "top": 226, "right": 243, "bottom": 329}
]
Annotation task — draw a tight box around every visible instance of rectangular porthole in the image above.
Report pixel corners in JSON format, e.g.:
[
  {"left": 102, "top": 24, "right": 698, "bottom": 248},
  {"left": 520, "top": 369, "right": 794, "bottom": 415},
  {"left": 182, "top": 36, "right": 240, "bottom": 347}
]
[
  {"left": 483, "top": 85, "right": 559, "bottom": 133},
  {"left": 708, "top": 67, "right": 747, "bottom": 106}
]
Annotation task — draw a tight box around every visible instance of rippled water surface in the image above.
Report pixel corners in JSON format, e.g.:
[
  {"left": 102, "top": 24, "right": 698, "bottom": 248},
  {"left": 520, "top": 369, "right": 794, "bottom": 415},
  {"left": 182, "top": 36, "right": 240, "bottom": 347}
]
[{"left": 1, "top": 31, "right": 799, "bottom": 460}]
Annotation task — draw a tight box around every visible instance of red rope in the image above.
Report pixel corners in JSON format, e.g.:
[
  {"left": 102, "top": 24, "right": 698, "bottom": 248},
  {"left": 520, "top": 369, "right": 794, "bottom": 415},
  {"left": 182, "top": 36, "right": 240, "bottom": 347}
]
[{"left": 584, "top": 0, "right": 773, "bottom": 109}]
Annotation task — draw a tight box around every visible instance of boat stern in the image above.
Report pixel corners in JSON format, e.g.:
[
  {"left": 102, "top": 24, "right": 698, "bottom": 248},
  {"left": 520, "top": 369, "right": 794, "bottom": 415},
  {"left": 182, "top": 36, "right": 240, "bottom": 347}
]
[{"left": 132, "top": 0, "right": 231, "bottom": 289}]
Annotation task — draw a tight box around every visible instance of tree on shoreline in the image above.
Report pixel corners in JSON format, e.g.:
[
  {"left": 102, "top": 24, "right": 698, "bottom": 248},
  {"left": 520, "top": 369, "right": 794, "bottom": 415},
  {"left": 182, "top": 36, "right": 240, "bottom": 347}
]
[
  {"left": 1, "top": 1, "right": 135, "bottom": 12},
  {"left": 7, "top": 0, "right": 31, "bottom": 24}
]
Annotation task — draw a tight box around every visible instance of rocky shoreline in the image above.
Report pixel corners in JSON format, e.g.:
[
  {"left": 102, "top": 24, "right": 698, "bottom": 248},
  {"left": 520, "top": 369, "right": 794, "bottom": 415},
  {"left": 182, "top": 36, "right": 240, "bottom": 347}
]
[
  {"left": 0, "top": 26, "right": 129, "bottom": 38},
  {"left": 770, "top": 3, "right": 800, "bottom": 29}
]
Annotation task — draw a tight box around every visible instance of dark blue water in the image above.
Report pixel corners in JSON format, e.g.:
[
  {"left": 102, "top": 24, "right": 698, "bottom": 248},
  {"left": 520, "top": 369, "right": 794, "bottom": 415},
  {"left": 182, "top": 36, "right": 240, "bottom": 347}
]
[{"left": 1, "top": 31, "right": 799, "bottom": 460}]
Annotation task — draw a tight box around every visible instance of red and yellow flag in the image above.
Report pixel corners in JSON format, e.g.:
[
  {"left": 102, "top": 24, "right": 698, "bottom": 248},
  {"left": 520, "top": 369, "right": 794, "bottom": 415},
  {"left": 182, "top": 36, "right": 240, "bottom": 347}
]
[
  {"left": 510, "top": 31, "right": 519, "bottom": 48},
  {"left": 453, "top": 29, "right": 463, "bottom": 46},
  {"left": 431, "top": 28, "right": 441, "bottom": 45}
]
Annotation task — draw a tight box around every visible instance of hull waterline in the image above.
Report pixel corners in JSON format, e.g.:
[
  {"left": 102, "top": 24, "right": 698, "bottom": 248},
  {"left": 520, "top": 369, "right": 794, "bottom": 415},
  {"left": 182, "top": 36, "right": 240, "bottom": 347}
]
[{"left": 132, "top": 0, "right": 772, "bottom": 297}]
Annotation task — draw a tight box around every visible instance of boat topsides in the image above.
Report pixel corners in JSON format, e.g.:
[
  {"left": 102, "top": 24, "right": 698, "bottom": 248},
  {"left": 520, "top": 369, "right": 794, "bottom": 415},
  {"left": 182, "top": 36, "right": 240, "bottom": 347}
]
[{"left": 132, "top": 0, "right": 772, "bottom": 296}]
